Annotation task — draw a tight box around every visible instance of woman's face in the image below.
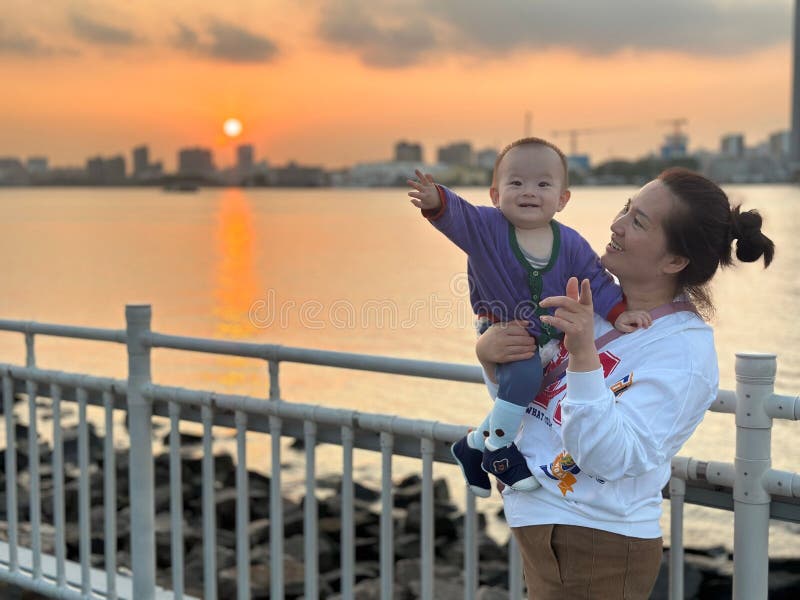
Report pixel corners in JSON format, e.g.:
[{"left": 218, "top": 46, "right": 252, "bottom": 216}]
[{"left": 601, "top": 179, "right": 684, "bottom": 285}]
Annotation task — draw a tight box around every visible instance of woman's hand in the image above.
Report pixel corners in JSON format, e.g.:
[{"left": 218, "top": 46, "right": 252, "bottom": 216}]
[
  {"left": 538, "top": 277, "right": 601, "bottom": 373},
  {"left": 476, "top": 320, "right": 536, "bottom": 382}
]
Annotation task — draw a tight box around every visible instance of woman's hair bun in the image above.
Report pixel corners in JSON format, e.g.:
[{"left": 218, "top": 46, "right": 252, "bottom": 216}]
[{"left": 730, "top": 206, "right": 774, "bottom": 267}]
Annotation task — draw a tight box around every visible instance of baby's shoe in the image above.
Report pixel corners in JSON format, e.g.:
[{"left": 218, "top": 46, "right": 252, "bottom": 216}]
[
  {"left": 451, "top": 435, "right": 491, "bottom": 498},
  {"left": 482, "top": 443, "right": 541, "bottom": 491}
]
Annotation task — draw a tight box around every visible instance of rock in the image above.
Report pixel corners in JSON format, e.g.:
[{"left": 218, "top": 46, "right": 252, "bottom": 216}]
[{"left": 476, "top": 585, "right": 510, "bottom": 600}]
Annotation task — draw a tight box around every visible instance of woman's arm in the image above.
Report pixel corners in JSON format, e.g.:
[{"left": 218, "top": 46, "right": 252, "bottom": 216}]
[
  {"left": 475, "top": 320, "right": 536, "bottom": 383},
  {"left": 560, "top": 361, "right": 717, "bottom": 480}
]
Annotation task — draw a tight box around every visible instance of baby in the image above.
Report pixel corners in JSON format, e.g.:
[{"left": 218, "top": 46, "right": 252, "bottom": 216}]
[{"left": 408, "top": 137, "right": 649, "bottom": 496}]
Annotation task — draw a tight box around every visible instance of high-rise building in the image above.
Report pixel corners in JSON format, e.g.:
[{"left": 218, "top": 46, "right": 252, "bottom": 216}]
[
  {"left": 86, "top": 155, "right": 126, "bottom": 184},
  {"left": 178, "top": 147, "right": 215, "bottom": 177},
  {"left": 26, "top": 157, "right": 48, "bottom": 175},
  {"left": 792, "top": 0, "right": 800, "bottom": 163},
  {"left": 769, "top": 131, "right": 791, "bottom": 158},
  {"left": 237, "top": 144, "right": 254, "bottom": 173},
  {"left": 133, "top": 145, "right": 149, "bottom": 178},
  {"left": 720, "top": 134, "right": 745, "bottom": 158},
  {"left": 476, "top": 148, "right": 499, "bottom": 171},
  {"left": 395, "top": 141, "right": 423, "bottom": 162},
  {"left": 437, "top": 142, "right": 473, "bottom": 166}
]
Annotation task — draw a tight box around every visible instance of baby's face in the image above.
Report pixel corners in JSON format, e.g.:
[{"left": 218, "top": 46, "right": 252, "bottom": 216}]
[{"left": 490, "top": 144, "right": 569, "bottom": 230}]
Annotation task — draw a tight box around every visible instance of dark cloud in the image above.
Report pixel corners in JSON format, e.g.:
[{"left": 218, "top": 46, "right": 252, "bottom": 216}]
[
  {"left": 433, "top": 0, "right": 790, "bottom": 56},
  {"left": 316, "top": 0, "right": 790, "bottom": 68},
  {"left": 319, "top": 0, "right": 436, "bottom": 67},
  {"left": 173, "top": 19, "right": 278, "bottom": 63},
  {"left": 0, "top": 28, "right": 54, "bottom": 57},
  {"left": 69, "top": 12, "right": 139, "bottom": 46}
]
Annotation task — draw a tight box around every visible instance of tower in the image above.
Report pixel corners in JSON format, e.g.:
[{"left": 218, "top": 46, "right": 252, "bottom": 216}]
[{"left": 791, "top": 0, "right": 800, "bottom": 164}]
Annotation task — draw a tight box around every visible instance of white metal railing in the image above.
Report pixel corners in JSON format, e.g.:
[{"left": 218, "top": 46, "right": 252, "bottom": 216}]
[{"left": 0, "top": 305, "right": 797, "bottom": 600}]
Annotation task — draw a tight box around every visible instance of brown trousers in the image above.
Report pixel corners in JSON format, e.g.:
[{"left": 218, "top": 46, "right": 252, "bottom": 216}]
[{"left": 512, "top": 524, "right": 663, "bottom": 600}]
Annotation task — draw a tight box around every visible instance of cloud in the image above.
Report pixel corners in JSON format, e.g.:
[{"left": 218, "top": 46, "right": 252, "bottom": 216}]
[
  {"left": 173, "top": 19, "right": 278, "bottom": 63},
  {"left": 316, "top": 0, "right": 791, "bottom": 68},
  {"left": 318, "top": 0, "right": 436, "bottom": 67},
  {"left": 69, "top": 12, "right": 139, "bottom": 46},
  {"left": 0, "top": 27, "right": 55, "bottom": 57}
]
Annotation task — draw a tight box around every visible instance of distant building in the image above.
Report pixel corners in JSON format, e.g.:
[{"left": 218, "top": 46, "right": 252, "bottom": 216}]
[
  {"left": 104, "top": 155, "right": 126, "bottom": 183},
  {"left": 476, "top": 148, "right": 499, "bottom": 171},
  {"left": 346, "top": 161, "right": 427, "bottom": 187},
  {"left": 720, "top": 134, "right": 745, "bottom": 158},
  {"left": 567, "top": 154, "right": 591, "bottom": 174},
  {"left": 660, "top": 133, "right": 688, "bottom": 160},
  {"left": 395, "top": 141, "right": 423, "bottom": 162},
  {"left": 0, "top": 157, "right": 28, "bottom": 185},
  {"left": 437, "top": 142, "right": 473, "bottom": 167},
  {"left": 86, "top": 155, "right": 126, "bottom": 184},
  {"left": 132, "top": 145, "right": 149, "bottom": 179},
  {"left": 769, "top": 131, "right": 791, "bottom": 159},
  {"left": 237, "top": 144, "right": 255, "bottom": 173},
  {"left": 178, "top": 147, "right": 215, "bottom": 178},
  {"left": 271, "top": 161, "right": 327, "bottom": 187},
  {"left": 26, "top": 157, "right": 48, "bottom": 175}
]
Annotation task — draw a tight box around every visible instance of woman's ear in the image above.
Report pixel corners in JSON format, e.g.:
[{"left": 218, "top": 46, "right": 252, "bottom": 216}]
[{"left": 663, "top": 254, "right": 690, "bottom": 275}]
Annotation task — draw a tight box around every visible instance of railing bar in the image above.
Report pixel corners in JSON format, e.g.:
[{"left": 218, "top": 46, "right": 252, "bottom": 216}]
[
  {"left": 202, "top": 403, "right": 217, "bottom": 600},
  {"left": 340, "top": 425, "right": 355, "bottom": 600},
  {"left": 50, "top": 383, "right": 66, "bottom": 587},
  {"left": 26, "top": 377, "right": 42, "bottom": 579},
  {"left": 463, "top": 489, "right": 477, "bottom": 600},
  {"left": 103, "top": 390, "right": 117, "bottom": 600},
  {"left": 0, "top": 320, "right": 127, "bottom": 343},
  {"left": 145, "top": 332, "right": 485, "bottom": 383},
  {"left": 235, "top": 411, "right": 250, "bottom": 600},
  {"left": 3, "top": 374, "right": 19, "bottom": 572},
  {"left": 420, "top": 437, "right": 434, "bottom": 600},
  {"left": 77, "top": 387, "right": 91, "bottom": 596},
  {"left": 169, "top": 400, "right": 185, "bottom": 600},
  {"left": 269, "top": 415, "right": 284, "bottom": 600},
  {"left": 508, "top": 534, "right": 523, "bottom": 599},
  {"left": 304, "top": 420, "right": 319, "bottom": 600},
  {"left": 380, "top": 432, "right": 394, "bottom": 600}
]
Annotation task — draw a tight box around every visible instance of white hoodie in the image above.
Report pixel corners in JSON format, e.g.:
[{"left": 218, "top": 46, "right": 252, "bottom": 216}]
[{"left": 499, "top": 310, "right": 718, "bottom": 539}]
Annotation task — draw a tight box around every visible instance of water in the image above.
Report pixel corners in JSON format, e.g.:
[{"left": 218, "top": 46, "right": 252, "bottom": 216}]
[{"left": 0, "top": 185, "right": 798, "bottom": 556}]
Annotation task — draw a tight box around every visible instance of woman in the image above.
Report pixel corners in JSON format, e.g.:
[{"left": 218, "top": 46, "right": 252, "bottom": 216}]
[{"left": 476, "top": 168, "right": 774, "bottom": 599}]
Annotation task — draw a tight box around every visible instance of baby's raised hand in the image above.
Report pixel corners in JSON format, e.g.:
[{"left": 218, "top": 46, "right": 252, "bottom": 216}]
[
  {"left": 407, "top": 169, "right": 441, "bottom": 211},
  {"left": 613, "top": 309, "right": 653, "bottom": 333}
]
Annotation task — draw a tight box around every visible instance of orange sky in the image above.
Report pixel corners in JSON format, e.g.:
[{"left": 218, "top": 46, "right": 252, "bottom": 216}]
[{"left": 0, "top": 0, "right": 793, "bottom": 170}]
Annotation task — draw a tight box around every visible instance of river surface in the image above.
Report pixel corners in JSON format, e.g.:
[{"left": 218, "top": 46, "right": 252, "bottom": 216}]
[{"left": 0, "top": 185, "right": 798, "bottom": 556}]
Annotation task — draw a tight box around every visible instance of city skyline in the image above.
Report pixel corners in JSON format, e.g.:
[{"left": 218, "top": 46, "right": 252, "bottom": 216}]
[{"left": 0, "top": 1, "right": 793, "bottom": 170}]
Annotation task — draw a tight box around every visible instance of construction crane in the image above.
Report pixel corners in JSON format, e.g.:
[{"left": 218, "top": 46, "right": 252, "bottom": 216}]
[
  {"left": 658, "top": 118, "right": 688, "bottom": 137},
  {"left": 551, "top": 126, "right": 631, "bottom": 155}
]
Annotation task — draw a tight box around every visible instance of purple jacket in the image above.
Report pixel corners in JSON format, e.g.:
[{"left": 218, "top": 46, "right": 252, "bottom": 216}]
[{"left": 424, "top": 186, "right": 624, "bottom": 344}]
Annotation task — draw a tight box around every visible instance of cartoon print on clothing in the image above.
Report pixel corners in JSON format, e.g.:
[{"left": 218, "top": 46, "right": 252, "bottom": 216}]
[{"left": 540, "top": 451, "right": 581, "bottom": 496}]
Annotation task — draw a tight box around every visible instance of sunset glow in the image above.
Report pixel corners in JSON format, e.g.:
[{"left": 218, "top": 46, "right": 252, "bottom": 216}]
[{"left": 0, "top": 0, "right": 792, "bottom": 170}]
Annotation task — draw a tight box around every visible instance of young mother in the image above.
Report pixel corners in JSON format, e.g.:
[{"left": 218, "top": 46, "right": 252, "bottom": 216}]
[{"left": 476, "top": 168, "right": 774, "bottom": 599}]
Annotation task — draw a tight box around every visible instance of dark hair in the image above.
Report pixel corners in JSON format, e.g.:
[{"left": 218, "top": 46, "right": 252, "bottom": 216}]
[
  {"left": 658, "top": 167, "right": 775, "bottom": 315},
  {"left": 492, "top": 137, "right": 569, "bottom": 188}
]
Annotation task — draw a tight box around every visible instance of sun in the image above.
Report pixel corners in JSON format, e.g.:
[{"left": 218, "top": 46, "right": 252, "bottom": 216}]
[{"left": 223, "top": 118, "right": 243, "bottom": 138}]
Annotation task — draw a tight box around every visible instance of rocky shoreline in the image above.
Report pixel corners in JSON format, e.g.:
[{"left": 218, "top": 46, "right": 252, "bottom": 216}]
[{"left": 1, "top": 406, "right": 799, "bottom": 598}]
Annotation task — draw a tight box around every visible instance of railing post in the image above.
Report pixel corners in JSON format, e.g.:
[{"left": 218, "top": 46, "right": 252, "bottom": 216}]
[
  {"left": 732, "top": 352, "right": 774, "bottom": 600},
  {"left": 126, "top": 304, "right": 156, "bottom": 599},
  {"left": 668, "top": 476, "right": 685, "bottom": 600}
]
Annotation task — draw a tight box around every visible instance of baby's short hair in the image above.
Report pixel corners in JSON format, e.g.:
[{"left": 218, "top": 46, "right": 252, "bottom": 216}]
[{"left": 491, "top": 137, "right": 569, "bottom": 188}]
